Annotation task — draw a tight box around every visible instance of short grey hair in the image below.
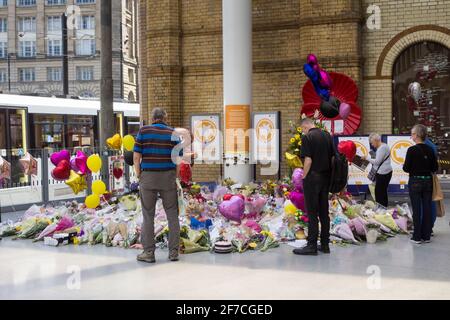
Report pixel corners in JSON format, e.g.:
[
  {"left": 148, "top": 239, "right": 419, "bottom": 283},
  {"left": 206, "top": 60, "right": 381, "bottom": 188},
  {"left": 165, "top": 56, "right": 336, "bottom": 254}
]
[
  {"left": 300, "top": 118, "right": 314, "bottom": 126},
  {"left": 369, "top": 133, "right": 381, "bottom": 142},
  {"left": 151, "top": 107, "right": 167, "bottom": 121},
  {"left": 412, "top": 124, "right": 427, "bottom": 141}
]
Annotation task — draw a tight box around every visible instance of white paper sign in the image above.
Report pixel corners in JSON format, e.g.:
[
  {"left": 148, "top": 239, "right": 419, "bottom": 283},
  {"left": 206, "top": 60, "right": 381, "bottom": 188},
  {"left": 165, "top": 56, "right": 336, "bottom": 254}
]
[
  {"left": 191, "top": 115, "right": 221, "bottom": 162},
  {"left": 252, "top": 113, "right": 279, "bottom": 163},
  {"left": 338, "top": 136, "right": 371, "bottom": 185},
  {"left": 387, "top": 136, "right": 414, "bottom": 185}
]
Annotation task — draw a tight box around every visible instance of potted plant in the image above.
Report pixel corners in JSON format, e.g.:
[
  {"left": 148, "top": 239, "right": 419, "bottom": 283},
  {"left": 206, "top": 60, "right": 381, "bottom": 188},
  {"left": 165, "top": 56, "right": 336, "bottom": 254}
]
[{"left": 366, "top": 223, "right": 380, "bottom": 244}]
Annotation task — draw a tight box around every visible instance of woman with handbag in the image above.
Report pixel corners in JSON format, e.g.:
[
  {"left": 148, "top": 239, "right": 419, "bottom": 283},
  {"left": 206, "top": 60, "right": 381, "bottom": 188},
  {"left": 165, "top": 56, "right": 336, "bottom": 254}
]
[
  {"left": 366, "top": 133, "right": 393, "bottom": 208},
  {"left": 403, "top": 124, "right": 439, "bottom": 244}
]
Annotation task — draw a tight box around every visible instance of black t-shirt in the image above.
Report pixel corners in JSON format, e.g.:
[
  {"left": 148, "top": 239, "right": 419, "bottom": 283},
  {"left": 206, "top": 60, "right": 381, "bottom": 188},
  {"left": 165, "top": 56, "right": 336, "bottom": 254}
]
[
  {"left": 403, "top": 143, "right": 438, "bottom": 176},
  {"left": 301, "top": 128, "right": 334, "bottom": 173}
]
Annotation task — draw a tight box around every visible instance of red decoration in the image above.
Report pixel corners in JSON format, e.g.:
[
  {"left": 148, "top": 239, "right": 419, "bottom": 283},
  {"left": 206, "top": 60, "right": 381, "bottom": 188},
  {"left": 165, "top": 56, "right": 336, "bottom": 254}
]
[
  {"left": 51, "top": 160, "right": 71, "bottom": 181},
  {"left": 301, "top": 72, "right": 362, "bottom": 135},
  {"left": 337, "top": 140, "right": 357, "bottom": 162},
  {"left": 112, "top": 167, "right": 123, "bottom": 180},
  {"left": 179, "top": 163, "right": 192, "bottom": 185},
  {"left": 223, "top": 193, "right": 245, "bottom": 201}
]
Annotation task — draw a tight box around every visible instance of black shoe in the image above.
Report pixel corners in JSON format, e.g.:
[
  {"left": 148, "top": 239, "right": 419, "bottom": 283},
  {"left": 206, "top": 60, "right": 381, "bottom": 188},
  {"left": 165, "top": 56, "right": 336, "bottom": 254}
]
[
  {"left": 318, "top": 244, "right": 330, "bottom": 254},
  {"left": 293, "top": 245, "right": 318, "bottom": 256},
  {"left": 410, "top": 238, "right": 421, "bottom": 244},
  {"left": 431, "top": 231, "right": 434, "bottom": 237}
]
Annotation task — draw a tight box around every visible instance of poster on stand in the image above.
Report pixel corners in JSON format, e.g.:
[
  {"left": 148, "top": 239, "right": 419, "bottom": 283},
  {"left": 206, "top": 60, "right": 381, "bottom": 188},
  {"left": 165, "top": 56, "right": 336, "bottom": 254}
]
[
  {"left": 386, "top": 135, "right": 414, "bottom": 187},
  {"left": 191, "top": 114, "right": 221, "bottom": 163},
  {"left": 109, "top": 155, "right": 125, "bottom": 193},
  {"left": 338, "top": 136, "right": 371, "bottom": 185},
  {"left": 251, "top": 112, "right": 280, "bottom": 164}
]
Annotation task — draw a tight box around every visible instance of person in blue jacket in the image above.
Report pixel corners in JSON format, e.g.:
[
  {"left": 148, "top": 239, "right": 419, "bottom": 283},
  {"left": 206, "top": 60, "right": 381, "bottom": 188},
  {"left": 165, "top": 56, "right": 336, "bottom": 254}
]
[{"left": 425, "top": 137, "right": 438, "bottom": 235}]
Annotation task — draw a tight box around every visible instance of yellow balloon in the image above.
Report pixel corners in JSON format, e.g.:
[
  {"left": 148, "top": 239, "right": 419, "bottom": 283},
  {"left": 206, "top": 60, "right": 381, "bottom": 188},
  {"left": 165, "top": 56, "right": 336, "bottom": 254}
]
[
  {"left": 87, "top": 154, "right": 102, "bottom": 173},
  {"left": 106, "top": 134, "right": 122, "bottom": 150},
  {"left": 284, "top": 200, "right": 297, "bottom": 216},
  {"left": 65, "top": 170, "right": 87, "bottom": 195},
  {"left": 122, "top": 135, "right": 135, "bottom": 151},
  {"left": 85, "top": 194, "right": 100, "bottom": 209},
  {"left": 92, "top": 180, "right": 106, "bottom": 195}
]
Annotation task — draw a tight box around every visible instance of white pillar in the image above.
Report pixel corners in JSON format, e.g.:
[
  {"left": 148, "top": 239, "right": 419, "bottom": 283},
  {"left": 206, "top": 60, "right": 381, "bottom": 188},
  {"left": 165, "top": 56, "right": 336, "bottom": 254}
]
[{"left": 222, "top": 0, "right": 253, "bottom": 184}]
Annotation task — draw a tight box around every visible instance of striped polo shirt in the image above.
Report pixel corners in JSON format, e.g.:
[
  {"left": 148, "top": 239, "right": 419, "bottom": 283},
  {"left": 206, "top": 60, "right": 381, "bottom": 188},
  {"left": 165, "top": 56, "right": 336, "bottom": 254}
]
[{"left": 133, "top": 121, "right": 182, "bottom": 171}]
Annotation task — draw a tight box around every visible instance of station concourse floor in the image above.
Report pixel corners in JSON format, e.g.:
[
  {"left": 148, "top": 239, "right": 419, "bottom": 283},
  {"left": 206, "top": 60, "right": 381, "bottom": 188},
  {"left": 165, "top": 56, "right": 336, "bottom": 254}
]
[{"left": 1, "top": 199, "right": 450, "bottom": 300}]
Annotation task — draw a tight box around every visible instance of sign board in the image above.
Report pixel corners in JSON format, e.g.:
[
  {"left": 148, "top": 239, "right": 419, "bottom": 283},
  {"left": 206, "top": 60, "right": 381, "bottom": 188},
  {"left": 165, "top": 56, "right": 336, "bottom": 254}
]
[
  {"left": 109, "top": 155, "right": 125, "bottom": 193},
  {"left": 386, "top": 135, "right": 414, "bottom": 186},
  {"left": 338, "top": 136, "right": 372, "bottom": 185},
  {"left": 251, "top": 112, "right": 280, "bottom": 164},
  {"left": 225, "top": 105, "right": 250, "bottom": 155},
  {"left": 191, "top": 114, "right": 221, "bottom": 162}
]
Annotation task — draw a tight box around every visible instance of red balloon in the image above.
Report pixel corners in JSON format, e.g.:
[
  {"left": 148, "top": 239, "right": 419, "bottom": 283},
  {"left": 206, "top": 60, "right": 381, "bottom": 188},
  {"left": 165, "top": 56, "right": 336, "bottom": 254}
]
[
  {"left": 223, "top": 193, "right": 244, "bottom": 201},
  {"left": 338, "top": 141, "right": 357, "bottom": 162},
  {"left": 51, "top": 159, "right": 71, "bottom": 181},
  {"left": 179, "top": 163, "right": 192, "bottom": 185}
]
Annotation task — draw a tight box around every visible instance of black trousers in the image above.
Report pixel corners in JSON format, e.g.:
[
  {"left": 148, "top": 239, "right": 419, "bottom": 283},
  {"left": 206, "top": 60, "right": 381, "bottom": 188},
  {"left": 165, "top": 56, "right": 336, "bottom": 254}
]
[
  {"left": 375, "top": 171, "right": 392, "bottom": 208},
  {"left": 303, "top": 171, "right": 330, "bottom": 247},
  {"left": 408, "top": 177, "right": 433, "bottom": 241}
]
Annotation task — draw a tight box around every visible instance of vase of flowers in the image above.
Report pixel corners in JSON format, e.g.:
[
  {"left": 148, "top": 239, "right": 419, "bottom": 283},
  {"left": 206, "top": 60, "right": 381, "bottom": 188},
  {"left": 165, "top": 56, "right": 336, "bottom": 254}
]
[{"left": 366, "top": 223, "right": 379, "bottom": 244}]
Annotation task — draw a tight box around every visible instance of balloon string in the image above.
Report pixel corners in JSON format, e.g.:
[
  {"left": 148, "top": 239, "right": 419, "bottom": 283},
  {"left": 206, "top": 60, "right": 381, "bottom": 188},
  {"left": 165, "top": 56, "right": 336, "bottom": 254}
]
[{"left": 101, "top": 194, "right": 114, "bottom": 211}]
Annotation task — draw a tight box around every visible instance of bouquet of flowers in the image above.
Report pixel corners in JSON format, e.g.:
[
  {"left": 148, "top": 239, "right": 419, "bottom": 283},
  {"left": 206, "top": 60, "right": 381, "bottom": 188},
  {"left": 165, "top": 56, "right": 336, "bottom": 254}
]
[
  {"left": 259, "top": 230, "right": 279, "bottom": 252},
  {"left": 293, "top": 209, "right": 309, "bottom": 230}
]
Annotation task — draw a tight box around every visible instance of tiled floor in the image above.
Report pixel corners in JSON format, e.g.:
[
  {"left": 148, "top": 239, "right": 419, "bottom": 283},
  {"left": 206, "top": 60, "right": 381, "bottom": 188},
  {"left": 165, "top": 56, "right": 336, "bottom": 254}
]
[{"left": 1, "top": 200, "right": 449, "bottom": 300}]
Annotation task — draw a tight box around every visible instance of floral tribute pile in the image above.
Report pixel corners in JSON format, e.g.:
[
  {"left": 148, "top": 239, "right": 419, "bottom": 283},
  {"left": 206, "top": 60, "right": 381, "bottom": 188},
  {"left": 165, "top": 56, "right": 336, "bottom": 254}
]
[{"left": 0, "top": 174, "right": 413, "bottom": 253}]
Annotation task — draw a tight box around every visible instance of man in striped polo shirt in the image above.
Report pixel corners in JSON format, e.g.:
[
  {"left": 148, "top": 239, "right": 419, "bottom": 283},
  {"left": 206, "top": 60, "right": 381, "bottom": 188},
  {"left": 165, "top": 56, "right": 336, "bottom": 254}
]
[{"left": 133, "top": 108, "right": 183, "bottom": 263}]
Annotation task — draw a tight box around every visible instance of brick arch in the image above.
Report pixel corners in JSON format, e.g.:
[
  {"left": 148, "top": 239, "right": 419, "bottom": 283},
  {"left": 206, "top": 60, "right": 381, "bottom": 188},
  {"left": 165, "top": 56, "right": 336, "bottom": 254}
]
[{"left": 376, "top": 25, "right": 450, "bottom": 77}]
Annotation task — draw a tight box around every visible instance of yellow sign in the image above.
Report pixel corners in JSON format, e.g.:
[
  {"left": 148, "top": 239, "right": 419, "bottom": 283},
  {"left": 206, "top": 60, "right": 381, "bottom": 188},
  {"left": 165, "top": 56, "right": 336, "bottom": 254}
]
[
  {"left": 256, "top": 118, "right": 274, "bottom": 143},
  {"left": 391, "top": 140, "right": 413, "bottom": 165},
  {"left": 225, "top": 105, "right": 250, "bottom": 154},
  {"left": 354, "top": 141, "right": 368, "bottom": 158},
  {"left": 194, "top": 119, "right": 217, "bottom": 144}
]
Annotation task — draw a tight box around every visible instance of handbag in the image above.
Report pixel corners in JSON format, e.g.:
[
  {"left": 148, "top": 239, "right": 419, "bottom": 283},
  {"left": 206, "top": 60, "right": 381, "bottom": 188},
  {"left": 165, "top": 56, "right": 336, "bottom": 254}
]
[
  {"left": 432, "top": 174, "right": 444, "bottom": 201},
  {"left": 367, "top": 153, "right": 390, "bottom": 182},
  {"left": 436, "top": 199, "right": 446, "bottom": 217}
]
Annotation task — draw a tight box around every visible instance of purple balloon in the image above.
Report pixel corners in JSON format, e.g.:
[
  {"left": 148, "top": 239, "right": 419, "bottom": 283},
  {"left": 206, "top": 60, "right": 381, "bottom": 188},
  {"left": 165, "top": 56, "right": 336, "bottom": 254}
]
[
  {"left": 339, "top": 102, "right": 351, "bottom": 119},
  {"left": 292, "top": 168, "right": 304, "bottom": 192},
  {"left": 50, "top": 149, "right": 70, "bottom": 166},
  {"left": 307, "top": 54, "right": 318, "bottom": 66},
  {"left": 75, "top": 150, "right": 89, "bottom": 175},
  {"left": 289, "top": 191, "right": 305, "bottom": 212},
  {"left": 219, "top": 196, "right": 245, "bottom": 222},
  {"left": 319, "top": 70, "right": 333, "bottom": 89},
  {"left": 70, "top": 156, "right": 80, "bottom": 173}
]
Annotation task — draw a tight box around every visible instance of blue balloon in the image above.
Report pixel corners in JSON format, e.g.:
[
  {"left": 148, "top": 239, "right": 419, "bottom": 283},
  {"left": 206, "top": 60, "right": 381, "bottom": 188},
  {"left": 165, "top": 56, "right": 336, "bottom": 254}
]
[{"left": 304, "top": 63, "right": 330, "bottom": 101}]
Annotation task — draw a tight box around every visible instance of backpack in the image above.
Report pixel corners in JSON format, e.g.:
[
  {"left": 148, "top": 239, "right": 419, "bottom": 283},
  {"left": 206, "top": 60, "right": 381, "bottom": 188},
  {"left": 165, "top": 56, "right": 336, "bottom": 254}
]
[{"left": 326, "top": 135, "right": 349, "bottom": 194}]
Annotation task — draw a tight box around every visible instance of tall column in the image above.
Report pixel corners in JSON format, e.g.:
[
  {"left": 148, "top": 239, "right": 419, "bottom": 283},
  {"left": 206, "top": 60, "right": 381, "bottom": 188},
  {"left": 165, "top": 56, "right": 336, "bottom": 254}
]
[{"left": 222, "top": 0, "right": 253, "bottom": 184}]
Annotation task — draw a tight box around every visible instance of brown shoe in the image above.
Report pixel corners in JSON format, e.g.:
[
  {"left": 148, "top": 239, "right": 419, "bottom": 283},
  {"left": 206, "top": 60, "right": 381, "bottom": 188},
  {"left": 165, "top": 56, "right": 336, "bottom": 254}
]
[
  {"left": 137, "top": 251, "right": 155, "bottom": 263},
  {"left": 169, "top": 249, "right": 179, "bottom": 261}
]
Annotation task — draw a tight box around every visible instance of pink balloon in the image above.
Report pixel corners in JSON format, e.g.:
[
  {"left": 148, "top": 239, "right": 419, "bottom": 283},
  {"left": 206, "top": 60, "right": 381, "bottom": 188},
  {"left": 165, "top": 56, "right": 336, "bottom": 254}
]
[
  {"left": 50, "top": 150, "right": 70, "bottom": 166},
  {"left": 313, "top": 64, "right": 320, "bottom": 72},
  {"left": 319, "top": 70, "right": 333, "bottom": 89},
  {"left": 70, "top": 156, "right": 80, "bottom": 173},
  {"left": 246, "top": 196, "right": 267, "bottom": 215},
  {"left": 219, "top": 196, "right": 245, "bottom": 222},
  {"left": 339, "top": 102, "right": 351, "bottom": 119},
  {"left": 289, "top": 191, "right": 305, "bottom": 212},
  {"left": 245, "top": 220, "right": 262, "bottom": 233},
  {"left": 75, "top": 151, "right": 90, "bottom": 175},
  {"left": 292, "top": 168, "right": 304, "bottom": 192},
  {"left": 307, "top": 54, "right": 318, "bottom": 65}
]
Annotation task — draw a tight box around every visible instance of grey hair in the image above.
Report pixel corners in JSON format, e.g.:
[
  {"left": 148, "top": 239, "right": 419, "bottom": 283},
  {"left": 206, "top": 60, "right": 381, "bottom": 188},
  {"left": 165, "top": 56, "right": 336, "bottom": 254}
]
[
  {"left": 151, "top": 107, "right": 167, "bottom": 121},
  {"left": 412, "top": 124, "right": 427, "bottom": 141},
  {"left": 369, "top": 133, "right": 381, "bottom": 142},
  {"left": 300, "top": 118, "right": 314, "bottom": 126}
]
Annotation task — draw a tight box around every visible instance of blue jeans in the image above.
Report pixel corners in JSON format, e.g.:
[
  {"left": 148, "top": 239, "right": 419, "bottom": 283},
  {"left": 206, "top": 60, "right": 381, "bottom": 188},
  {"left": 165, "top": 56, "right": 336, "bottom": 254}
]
[{"left": 408, "top": 177, "right": 433, "bottom": 241}]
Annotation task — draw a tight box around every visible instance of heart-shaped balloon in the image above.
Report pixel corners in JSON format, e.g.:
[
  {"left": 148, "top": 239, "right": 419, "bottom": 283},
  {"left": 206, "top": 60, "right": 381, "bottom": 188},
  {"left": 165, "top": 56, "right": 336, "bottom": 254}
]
[
  {"left": 106, "top": 134, "right": 122, "bottom": 150},
  {"left": 70, "top": 156, "right": 80, "bottom": 173},
  {"left": 75, "top": 151, "right": 89, "bottom": 175},
  {"left": 339, "top": 102, "right": 351, "bottom": 119},
  {"left": 247, "top": 196, "right": 267, "bottom": 215},
  {"left": 51, "top": 159, "right": 71, "bottom": 181},
  {"left": 113, "top": 167, "right": 123, "bottom": 179},
  {"left": 338, "top": 140, "right": 357, "bottom": 162},
  {"left": 219, "top": 196, "right": 245, "bottom": 222},
  {"left": 292, "top": 168, "right": 304, "bottom": 192},
  {"left": 289, "top": 191, "right": 305, "bottom": 212},
  {"left": 50, "top": 150, "right": 70, "bottom": 166}
]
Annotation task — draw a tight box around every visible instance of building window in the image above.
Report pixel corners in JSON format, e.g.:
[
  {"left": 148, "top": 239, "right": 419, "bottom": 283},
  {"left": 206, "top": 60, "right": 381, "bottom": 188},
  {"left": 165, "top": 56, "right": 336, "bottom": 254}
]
[
  {"left": 46, "top": 0, "right": 66, "bottom": 5},
  {"left": 0, "top": 42, "right": 7, "bottom": 58},
  {"left": 67, "top": 115, "right": 95, "bottom": 148},
  {"left": 0, "top": 69, "right": 7, "bottom": 82},
  {"left": 76, "top": 39, "right": 95, "bottom": 56},
  {"left": 47, "top": 39, "right": 62, "bottom": 56},
  {"left": 17, "top": 0, "right": 36, "bottom": 6},
  {"left": 127, "top": 91, "right": 135, "bottom": 102},
  {"left": 32, "top": 114, "right": 64, "bottom": 149},
  {"left": 0, "top": 1, "right": 8, "bottom": 8},
  {"left": 47, "top": 67, "right": 62, "bottom": 81},
  {"left": 47, "top": 16, "right": 62, "bottom": 32},
  {"left": 18, "top": 40, "right": 36, "bottom": 57},
  {"left": 75, "top": 0, "right": 95, "bottom": 4},
  {"left": 79, "top": 91, "right": 95, "bottom": 98},
  {"left": 17, "top": 17, "right": 36, "bottom": 33},
  {"left": 18, "top": 68, "right": 35, "bottom": 82},
  {"left": 126, "top": 0, "right": 133, "bottom": 12},
  {"left": 0, "top": 18, "right": 7, "bottom": 32},
  {"left": 76, "top": 66, "right": 94, "bottom": 81},
  {"left": 128, "top": 68, "right": 135, "bottom": 84},
  {"left": 78, "top": 15, "right": 95, "bottom": 30},
  {"left": 393, "top": 41, "right": 450, "bottom": 173},
  {"left": 125, "top": 25, "right": 134, "bottom": 58}
]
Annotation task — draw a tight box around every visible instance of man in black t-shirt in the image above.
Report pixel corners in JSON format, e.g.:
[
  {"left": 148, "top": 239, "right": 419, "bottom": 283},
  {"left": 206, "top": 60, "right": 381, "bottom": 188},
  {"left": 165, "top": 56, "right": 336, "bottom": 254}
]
[{"left": 293, "top": 118, "right": 334, "bottom": 256}]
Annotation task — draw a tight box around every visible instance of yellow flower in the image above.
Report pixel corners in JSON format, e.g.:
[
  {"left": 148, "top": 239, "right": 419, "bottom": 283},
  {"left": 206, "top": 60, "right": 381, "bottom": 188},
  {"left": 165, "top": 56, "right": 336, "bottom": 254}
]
[
  {"left": 297, "top": 127, "right": 302, "bottom": 133},
  {"left": 249, "top": 242, "right": 257, "bottom": 249},
  {"left": 290, "top": 138, "right": 295, "bottom": 144},
  {"left": 295, "top": 134, "right": 300, "bottom": 140},
  {"left": 298, "top": 141, "right": 302, "bottom": 146}
]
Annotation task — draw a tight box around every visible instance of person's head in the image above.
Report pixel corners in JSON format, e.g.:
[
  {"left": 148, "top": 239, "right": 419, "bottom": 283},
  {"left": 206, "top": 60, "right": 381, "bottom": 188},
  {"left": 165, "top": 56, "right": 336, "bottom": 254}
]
[
  {"left": 300, "top": 118, "right": 315, "bottom": 134},
  {"left": 369, "top": 133, "right": 382, "bottom": 149},
  {"left": 151, "top": 107, "right": 168, "bottom": 123},
  {"left": 411, "top": 124, "right": 427, "bottom": 143}
]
